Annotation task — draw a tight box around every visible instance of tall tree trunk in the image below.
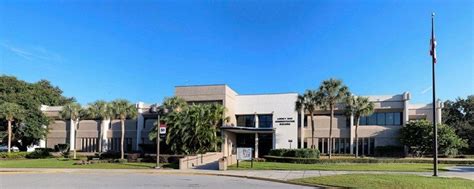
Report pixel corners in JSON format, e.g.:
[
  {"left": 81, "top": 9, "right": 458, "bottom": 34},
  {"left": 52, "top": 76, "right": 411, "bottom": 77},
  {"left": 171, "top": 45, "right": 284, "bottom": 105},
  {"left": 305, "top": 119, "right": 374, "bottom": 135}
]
[
  {"left": 120, "top": 119, "right": 125, "bottom": 159},
  {"left": 310, "top": 112, "right": 315, "bottom": 149},
  {"left": 355, "top": 118, "right": 359, "bottom": 158},
  {"left": 7, "top": 120, "right": 11, "bottom": 153},
  {"left": 329, "top": 107, "right": 334, "bottom": 159}
]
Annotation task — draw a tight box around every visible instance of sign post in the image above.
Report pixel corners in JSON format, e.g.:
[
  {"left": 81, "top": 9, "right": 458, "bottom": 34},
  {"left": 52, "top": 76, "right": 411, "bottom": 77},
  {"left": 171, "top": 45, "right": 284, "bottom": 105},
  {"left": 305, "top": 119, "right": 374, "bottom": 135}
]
[{"left": 237, "top": 147, "right": 253, "bottom": 168}]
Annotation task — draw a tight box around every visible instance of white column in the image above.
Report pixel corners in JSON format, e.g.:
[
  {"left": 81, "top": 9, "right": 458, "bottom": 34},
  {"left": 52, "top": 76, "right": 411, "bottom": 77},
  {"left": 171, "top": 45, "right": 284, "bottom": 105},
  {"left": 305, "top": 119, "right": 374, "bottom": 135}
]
[
  {"left": 254, "top": 113, "right": 259, "bottom": 128},
  {"left": 39, "top": 125, "right": 47, "bottom": 148},
  {"left": 102, "top": 119, "right": 110, "bottom": 152},
  {"left": 300, "top": 110, "right": 305, "bottom": 149},
  {"left": 436, "top": 100, "right": 442, "bottom": 124},
  {"left": 349, "top": 113, "right": 354, "bottom": 154},
  {"left": 403, "top": 92, "right": 411, "bottom": 126},
  {"left": 69, "top": 119, "right": 75, "bottom": 150},
  {"left": 254, "top": 133, "right": 259, "bottom": 158},
  {"left": 136, "top": 102, "right": 144, "bottom": 151}
]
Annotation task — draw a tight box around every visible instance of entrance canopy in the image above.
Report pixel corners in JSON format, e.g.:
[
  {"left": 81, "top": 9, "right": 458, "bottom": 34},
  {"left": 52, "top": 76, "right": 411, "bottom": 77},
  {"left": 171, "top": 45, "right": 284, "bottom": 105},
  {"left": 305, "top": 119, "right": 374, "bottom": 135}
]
[{"left": 221, "top": 126, "right": 274, "bottom": 134}]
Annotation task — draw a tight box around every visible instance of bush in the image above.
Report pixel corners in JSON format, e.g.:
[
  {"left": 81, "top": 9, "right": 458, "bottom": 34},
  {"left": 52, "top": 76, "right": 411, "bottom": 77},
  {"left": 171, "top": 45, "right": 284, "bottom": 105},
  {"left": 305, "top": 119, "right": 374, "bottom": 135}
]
[
  {"left": 26, "top": 148, "right": 52, "bottom": 159},
  {"left": 115, "top": 159, "right": 128, "bottom": 164},
  {"left": 263, "top": 155, "right": 474, "bottom": 165},
  {"left": 268, "top": 149, "right": 320, "bottom": 158},
  {"left": 374, "top": 146, "right": 405, "bottom": 157},
  {"left": 0, "top": 152, "right": 29, "bottom": 159}
]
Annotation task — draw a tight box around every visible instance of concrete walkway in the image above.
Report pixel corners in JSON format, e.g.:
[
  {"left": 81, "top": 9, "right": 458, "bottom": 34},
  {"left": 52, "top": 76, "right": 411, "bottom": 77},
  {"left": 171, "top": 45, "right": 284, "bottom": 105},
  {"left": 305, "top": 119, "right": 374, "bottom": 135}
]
[{"left": 1, "top": 166, "right": 473, "bottom": 182}]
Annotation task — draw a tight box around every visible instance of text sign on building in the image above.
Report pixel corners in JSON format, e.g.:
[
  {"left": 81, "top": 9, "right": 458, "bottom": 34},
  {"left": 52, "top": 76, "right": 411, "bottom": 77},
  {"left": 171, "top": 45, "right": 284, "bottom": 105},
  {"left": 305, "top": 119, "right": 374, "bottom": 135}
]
[
  {"left": 236, "top": 148, "right": 252, "bottom": 160},
  {"left": 275, "top": 117, "right": 295, "bottom": 126}
]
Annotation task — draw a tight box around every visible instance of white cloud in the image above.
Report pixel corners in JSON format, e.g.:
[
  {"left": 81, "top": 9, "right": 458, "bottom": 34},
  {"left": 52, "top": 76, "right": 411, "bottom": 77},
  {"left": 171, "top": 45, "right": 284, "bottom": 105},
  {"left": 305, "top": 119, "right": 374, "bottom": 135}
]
[
  {"left": 421, "top": 86, "right": 432, "bottom": 94},
  {"left": 1, "top": 43, "right": 62, "bottom": 62}
]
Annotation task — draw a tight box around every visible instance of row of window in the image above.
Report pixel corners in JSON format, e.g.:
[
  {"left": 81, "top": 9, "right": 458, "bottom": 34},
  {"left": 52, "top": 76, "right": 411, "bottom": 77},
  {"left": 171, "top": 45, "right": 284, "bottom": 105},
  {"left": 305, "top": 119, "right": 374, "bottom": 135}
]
[
  {"left": 298, "top": 112, "right": 403, "bottom": 127},
  {"left": 359, "top": 112, "right": 402, "bottom": 126},
  {"left": 236, "top": 114, "right": 273, "bottom": 128},
  {"left": 304, "top": 137, "right": 375, "bottom": 155}
]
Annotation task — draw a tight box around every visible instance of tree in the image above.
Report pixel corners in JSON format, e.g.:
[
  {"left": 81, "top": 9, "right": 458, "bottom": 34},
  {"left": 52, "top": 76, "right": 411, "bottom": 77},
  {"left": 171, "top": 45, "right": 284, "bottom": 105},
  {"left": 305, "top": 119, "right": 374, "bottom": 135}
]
[
  {"left": 318, "top": 78, "right": 350, "bottom": 159},
  {"left": 345, "top": 96, "right": 374, "bottom": 157},
  {"left": 60, "top": 102, "right": 84, "bottom": 159},
  {"left": 159, "top": 104, "right": 223, "bottom": 155},
  {"left": 86, "top": 100, "right": 113, "bottom": 152},
  {"left": 0, "top": 76, "right": 74, "bottom": 150},
  {"left": 162, "top": 96, "right": 187, "bottom": 112},
  {"left": 111, "top": 99, "right": 137, "bottom": 159},
  {"left": 206, "top": 103, "right": 228, "bottom": 152},
  {"left": 400, "top": 120, "right": 468, "bottom": 157},
  {"left": 443, "top": 95, "right": 474, "bottom": 153},
  {"left": 0, "top": 102, "right": 24, "bottom": 153},
  {"left": 295, "top": 90, "right": 321, "bottom": 149}
]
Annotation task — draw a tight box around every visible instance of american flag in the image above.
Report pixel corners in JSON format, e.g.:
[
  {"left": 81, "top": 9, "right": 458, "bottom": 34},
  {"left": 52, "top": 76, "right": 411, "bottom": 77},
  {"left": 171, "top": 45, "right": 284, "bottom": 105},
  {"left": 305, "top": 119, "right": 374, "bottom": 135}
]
[{"left": 430, "top": 15, "right": 437, "bottom": 64}]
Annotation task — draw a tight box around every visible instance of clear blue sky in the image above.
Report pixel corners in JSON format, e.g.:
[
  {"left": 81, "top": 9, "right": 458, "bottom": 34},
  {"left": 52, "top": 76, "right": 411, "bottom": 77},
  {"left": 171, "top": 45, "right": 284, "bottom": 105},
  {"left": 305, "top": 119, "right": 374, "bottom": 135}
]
[{"left": 1, "top": 0, "right": 472, "bottom": 105}]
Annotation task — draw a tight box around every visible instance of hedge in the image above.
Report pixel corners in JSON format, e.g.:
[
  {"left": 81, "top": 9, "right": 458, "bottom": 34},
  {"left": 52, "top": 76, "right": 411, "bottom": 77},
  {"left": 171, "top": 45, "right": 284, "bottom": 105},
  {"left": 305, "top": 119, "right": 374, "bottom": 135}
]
[
  {"left": 374, "top": 146, "right": 405, "bottom": 157},
  {"left": 25, "top": 148, "right": 52, "bottom": 159},
  {"left": 0, "top": 152, "right": 29, "bottom": 159},
  {"left": 263, "top": 155, "right": 474, "bottom": 165},
  {"left": 268, "top": 149, "right": 320, "bottom": 158}
]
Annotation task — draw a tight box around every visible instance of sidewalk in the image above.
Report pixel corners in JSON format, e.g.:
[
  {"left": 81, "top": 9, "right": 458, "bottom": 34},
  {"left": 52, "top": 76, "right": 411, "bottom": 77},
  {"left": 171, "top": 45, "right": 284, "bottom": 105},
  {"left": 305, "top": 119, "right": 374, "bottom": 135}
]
[{"left": 1, "top": 166, "right": 473, "bottom": 181}]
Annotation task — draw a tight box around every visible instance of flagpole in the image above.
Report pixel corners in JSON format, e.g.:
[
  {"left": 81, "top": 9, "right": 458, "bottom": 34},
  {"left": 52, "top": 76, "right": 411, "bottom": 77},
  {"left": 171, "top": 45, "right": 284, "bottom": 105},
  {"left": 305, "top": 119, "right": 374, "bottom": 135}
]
[{"left": 431, "top": 12, "right": 438, "bottom": 177}]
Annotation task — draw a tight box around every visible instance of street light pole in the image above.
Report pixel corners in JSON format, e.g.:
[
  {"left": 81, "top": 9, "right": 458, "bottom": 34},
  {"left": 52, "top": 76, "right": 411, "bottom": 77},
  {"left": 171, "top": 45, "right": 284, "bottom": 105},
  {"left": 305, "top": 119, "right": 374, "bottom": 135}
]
[{"left": 156, "top": 112, "right": 161, "bottom": 169}]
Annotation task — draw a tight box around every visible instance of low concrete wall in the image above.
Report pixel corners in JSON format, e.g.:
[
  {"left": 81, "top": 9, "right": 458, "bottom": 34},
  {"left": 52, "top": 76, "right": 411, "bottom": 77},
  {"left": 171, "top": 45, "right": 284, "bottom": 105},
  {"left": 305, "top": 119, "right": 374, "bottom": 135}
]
[
  {"left": 226, "top": 155, "right": 237, "bottom": 166},
  {"left": 178, "top": 152, "right": 223, "bottom": 170}
]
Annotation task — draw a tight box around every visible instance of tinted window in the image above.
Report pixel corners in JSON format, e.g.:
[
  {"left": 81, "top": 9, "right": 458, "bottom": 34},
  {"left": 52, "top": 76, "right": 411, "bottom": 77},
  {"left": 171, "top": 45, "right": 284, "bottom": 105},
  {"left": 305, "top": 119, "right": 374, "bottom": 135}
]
[
  {"left": 258, "top": 114, "right": 273, "bottom": 128},
  {"left": 359, "top": 116, "right": 367, "bottom": 125},
  {"left": 394, "top": 112, "right": 401, "bottom": 125},
  {"left": 236, "top": 115, "right": 255, "bottom": 127},
  {"left": 386, "top": 113, "right": 394, "bottom": 125},
  {"left": 368, "top": 114, "right": 377, "bottom": 125},
  {"left": 377, "top": 113, "right": 386, "bottom": 125}
]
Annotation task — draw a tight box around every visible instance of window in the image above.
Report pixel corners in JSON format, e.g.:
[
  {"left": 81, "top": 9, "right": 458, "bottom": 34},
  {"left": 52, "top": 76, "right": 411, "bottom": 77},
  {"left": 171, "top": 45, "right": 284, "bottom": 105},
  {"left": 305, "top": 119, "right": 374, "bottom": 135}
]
[
  {"left": 360, "top": 112, "right": 402, "bottom": 126},
  {"left": 386, "top": 113, "right": 394, "bottom": 125},
  {"left": 368, "top": 114, "right": 377, "bottom": 125},
  {"left": 377, "top": 113, "right": 386, "bottom": 125},
  {"left": 394, "top": 112, "right": 401, "bottom": 125},
  {"left": 359, "top": 116, "right": 367, "bottom": 125},
  {"left": 258, "top": 114, "right": 273, "bottom": 128},
  {"left": 236, "top": 115, "right": 255, "bottom": 127}
]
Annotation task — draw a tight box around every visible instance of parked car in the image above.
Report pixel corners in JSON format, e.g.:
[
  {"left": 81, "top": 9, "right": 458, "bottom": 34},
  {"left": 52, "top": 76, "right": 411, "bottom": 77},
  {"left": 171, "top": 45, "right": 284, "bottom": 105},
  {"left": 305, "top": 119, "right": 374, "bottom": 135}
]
[{"left": 0, "top": 145, "right": 20, "bottom": 152}]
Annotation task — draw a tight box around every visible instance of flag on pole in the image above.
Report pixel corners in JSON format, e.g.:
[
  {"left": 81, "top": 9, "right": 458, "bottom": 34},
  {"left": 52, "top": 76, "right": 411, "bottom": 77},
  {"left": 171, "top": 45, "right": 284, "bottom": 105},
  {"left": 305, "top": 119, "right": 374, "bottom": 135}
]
[{"left": 430, "top": 16, "right": 437, "bottom": 64}]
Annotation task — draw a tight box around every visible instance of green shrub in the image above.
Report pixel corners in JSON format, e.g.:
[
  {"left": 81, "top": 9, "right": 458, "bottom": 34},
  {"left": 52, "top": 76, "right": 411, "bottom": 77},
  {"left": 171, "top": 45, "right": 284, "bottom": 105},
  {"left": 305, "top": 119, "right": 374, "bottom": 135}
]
[
  {"left": 26, "top": 148, "right": 52, "bottom": 159},
  {"left": 268, "top": 149, "right": 320, "bottom": 158},
  {"left": 374, "top": 146, "right": 405, "bottom": 157},
  {"left": 263, "top": 155, "right": 474, "bottom": 165},
  {"left": 0, "top": 152, "right": 29, "bottom": 159},
  {"left": 115, "top": 159, "right": 128, "bottom": 164}
]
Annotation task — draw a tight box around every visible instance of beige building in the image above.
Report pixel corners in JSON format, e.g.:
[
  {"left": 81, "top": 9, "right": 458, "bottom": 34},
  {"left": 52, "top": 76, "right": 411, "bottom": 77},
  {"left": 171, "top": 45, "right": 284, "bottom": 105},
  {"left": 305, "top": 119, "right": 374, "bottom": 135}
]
[{"left": 40, "top": 84, "right": 442, "bottom": 158}]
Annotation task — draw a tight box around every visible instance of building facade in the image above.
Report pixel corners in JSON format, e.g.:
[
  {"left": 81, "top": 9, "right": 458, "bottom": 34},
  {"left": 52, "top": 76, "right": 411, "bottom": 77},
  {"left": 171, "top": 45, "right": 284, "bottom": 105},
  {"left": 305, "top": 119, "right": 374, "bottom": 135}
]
[{"left": 40, "top": 84, "right": 442, "bottom": 158}]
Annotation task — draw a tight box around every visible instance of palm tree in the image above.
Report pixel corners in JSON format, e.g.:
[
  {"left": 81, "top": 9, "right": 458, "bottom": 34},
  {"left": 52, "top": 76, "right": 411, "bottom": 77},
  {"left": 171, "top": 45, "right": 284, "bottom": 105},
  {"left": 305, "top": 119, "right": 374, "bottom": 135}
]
[
  {"left": 318, "top": 78, "right": 350, "bottom": 159},
  {"left": 205, "top": 103, "right": 228, "bottom": 152},
  {"left": 295, "top": 90, "right": 321, "bottom": 149},
  {"left": 162, "top": 96, "right": 187, "bottom": 112},
  {"left": 0, "top": 102, "right": 24, "bottom": 153},
  {"left": 60, "top": 102, "right": 84, "bottom": 159},
  {"left": 111, "top": 99, "right": 137, "bottom": 159},
  {"left": 346, "top": 96, "right": 374, "bottom": 158},
  {"left": 86, "top": 100, "right": 113, "bottom": 152}
]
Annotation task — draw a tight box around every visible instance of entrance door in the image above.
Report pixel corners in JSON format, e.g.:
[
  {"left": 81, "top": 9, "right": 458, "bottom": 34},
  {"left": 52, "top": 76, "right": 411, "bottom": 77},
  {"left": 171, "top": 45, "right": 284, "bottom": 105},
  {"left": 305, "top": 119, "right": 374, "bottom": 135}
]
[{"left": 258, "top": 133, "right": 273, "bottom": 157}]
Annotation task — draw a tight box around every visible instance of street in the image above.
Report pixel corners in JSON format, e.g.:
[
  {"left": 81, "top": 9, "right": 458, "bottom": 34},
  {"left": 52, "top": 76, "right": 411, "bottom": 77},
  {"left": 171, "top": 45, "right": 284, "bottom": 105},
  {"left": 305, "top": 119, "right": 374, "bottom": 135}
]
[{"left": 0, "top": 171, "right": 314, "bottom": 189}]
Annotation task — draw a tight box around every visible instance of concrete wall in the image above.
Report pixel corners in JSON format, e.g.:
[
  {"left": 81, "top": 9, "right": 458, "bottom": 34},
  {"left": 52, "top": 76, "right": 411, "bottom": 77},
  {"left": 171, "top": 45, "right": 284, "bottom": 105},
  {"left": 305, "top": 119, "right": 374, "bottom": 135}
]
[{"left": 178, "top": 152, "right": 223, "bottom": 170}]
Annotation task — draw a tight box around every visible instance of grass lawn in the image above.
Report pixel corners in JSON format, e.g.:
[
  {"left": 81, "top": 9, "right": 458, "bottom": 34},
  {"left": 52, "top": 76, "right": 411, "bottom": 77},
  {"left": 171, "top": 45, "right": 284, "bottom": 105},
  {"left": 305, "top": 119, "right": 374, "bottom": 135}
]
[
  {"left": 229, "top": 161, "right": 451, "bottom": 172},
  {"left": 290, "top": 174, "right": 474, "bottom": 189},
  {"left": 0, "top": 158, "right": 177, "bottom": 169}
]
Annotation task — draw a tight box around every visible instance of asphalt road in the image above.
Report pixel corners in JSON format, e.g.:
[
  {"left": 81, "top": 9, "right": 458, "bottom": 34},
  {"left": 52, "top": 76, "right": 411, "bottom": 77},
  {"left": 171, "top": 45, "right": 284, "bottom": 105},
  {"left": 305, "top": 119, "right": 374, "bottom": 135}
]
[{"left": 0, "top": 172, "right": 315, "bottom": 189}]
